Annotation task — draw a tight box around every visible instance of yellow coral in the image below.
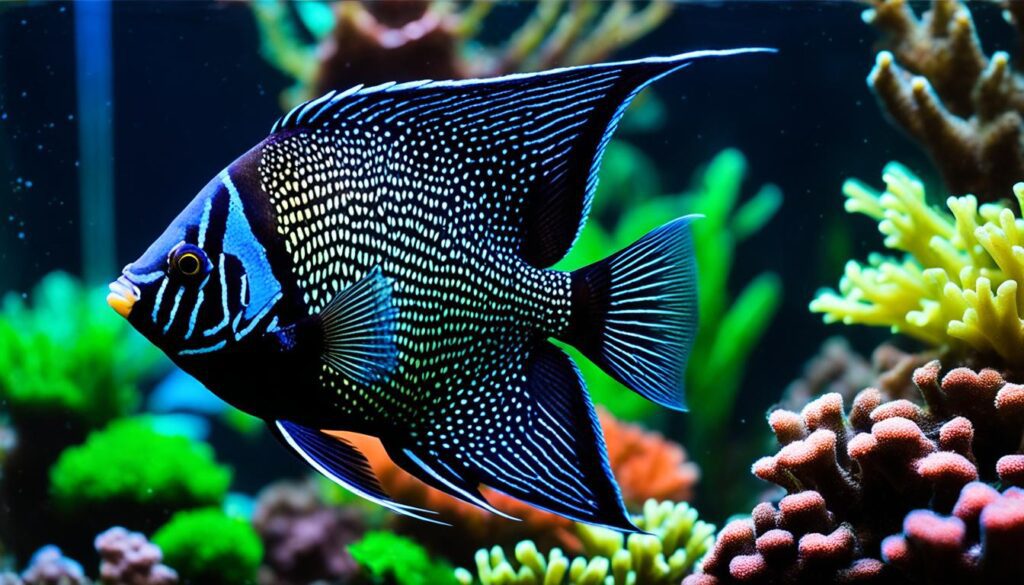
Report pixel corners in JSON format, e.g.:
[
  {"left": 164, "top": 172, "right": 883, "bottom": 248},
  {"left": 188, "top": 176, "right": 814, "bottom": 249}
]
[
  {"left": 811, "top": 162, "right": 1024, "bottom": 363},
  {"left": 455, "top": 500, "right": 714, "bottom": 585}
]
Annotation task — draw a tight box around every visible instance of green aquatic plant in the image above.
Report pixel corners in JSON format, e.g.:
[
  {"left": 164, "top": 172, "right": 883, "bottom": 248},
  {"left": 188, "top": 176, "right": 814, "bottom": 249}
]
[
  {"left": 455, "top": 500, "right": 714, "bottom": 585},
  {"left": 152, "top": 507, "right": 262, "bottom": 585},
  {"left": 811, "top": 162, "right": 1024, "bottom": 364},
  {"left": 49, "top": 417, "right": 231, "bottom": 520},
  {"left": 349, "top": 531, "right": 458, "bottom": 585},
  {"left": 0, "top": 271, "right": 162, "bottom": 426},
  {"left": 557, "top": 148, "right": 782, "bottom": 431}
]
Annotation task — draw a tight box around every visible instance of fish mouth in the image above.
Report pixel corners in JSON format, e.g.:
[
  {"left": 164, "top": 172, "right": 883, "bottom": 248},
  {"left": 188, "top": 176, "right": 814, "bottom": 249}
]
[{"left": 107, "top": 275, "right": 140, "bottom": 319}]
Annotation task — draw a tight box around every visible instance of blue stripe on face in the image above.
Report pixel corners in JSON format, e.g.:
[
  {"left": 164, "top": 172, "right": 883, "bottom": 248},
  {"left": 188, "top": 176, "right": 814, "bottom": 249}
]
[
  {"left": 219, "top": 170, "right": 282, "bottom": 321},
  {"left": 151, "top": 278, "right": 169, "bottom": 323},
  {"left": 164, "top": 286, "right": 186, "bottom": 334}
]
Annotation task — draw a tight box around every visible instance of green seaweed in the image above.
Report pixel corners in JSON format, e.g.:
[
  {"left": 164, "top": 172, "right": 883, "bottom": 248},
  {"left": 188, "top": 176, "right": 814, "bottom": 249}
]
[
  {"left": 49, "top": 417, "right": 231, "bottom": 519},
  {"left": 0, "top": 272, "right": 163, "bottom": 427},
  {"left": 153, "top": 507, "right": 262, "bottom": 585},
  {"left": 349, "top": 531, "right": 459, "bottom": 585},
  {"left": 556, "top": 147, "right": 782, "bottom": 430},
  {"left": 455, "top": 500, "right": 715, "bottom": 585}
]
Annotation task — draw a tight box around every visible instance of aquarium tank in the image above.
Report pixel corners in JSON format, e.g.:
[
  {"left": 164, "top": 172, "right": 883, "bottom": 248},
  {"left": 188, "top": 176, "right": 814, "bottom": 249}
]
[{"left": 2, "top": 1, "right": 1024, "bottom": 584}]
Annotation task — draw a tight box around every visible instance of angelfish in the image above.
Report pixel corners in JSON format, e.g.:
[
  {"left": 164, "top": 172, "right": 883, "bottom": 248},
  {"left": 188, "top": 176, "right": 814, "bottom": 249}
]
[{"left": 108, "top": 49, "right": 772, "bottom": 530}]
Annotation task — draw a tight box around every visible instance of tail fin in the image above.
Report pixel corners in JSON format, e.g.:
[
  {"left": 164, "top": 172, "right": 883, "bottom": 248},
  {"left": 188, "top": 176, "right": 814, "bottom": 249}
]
[{"left": 563, "top": 215, "right": 699, "bottom": 411}]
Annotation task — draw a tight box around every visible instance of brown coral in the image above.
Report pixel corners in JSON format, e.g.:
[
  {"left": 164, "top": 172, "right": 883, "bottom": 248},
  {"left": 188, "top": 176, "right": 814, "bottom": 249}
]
[
  {"left": 861, "top": 0, "right": 1024, "bottom": 203},
  {"left": 780, "top": 338, "right": 934, "bottom": 411},
  {"left": 688, "top": 360, "right": 1024, "bottom": 584},
  {"left": 251, "top": 0, "right": 673, "bottom": 109}
]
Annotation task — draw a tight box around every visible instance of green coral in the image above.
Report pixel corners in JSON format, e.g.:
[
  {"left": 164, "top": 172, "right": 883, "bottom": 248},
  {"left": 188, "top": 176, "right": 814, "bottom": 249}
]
[
  {"left": 49, "top": 417, "right": 231, "bottom": 515},
  {"left": 455, "top": 500, "right": 715, "bottom": 585},
  {"left": 349, "top": 531, "right": 458, "bottom": 585},
  {"left": 811, "top": 162, "right": 1024, "bottom": 364},
  {"left": 0, "top": 272, "right": 163, "bottom": 426},
  {"left": 556, "top": 147, "right": 782, "bottom": 431},
  {"left": 153, "top": 508, "right": 262, "bottom": 585}
]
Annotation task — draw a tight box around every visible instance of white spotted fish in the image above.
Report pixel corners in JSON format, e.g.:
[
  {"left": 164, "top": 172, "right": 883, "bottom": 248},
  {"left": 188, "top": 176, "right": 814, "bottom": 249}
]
[{"left": 107, "top": 48, "right": 773, "bottom": 530}]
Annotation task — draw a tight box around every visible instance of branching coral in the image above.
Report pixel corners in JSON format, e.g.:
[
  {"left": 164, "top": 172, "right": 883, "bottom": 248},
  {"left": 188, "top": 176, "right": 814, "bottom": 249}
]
[
  {"left": 348, "top": 531, "right": 457, "bottom": 585},
  {"left": 325, "top": 410, "right": 697, "bottom": 559},
  {"left": 687, "top": 360, "right": 1024, "bottom": 583},
  {"left": 250, "top": 0, "right": 672, "bottom": 109},
  {"left": 811, "top": 162, "right": 1024, "bottom": 364},
  {"left": 253, "top": 480, "right": 365, "bottom": 585},
  {"left": 456, "top": 500, "right": 714, "bottom": 585},
  {"left": 861, "top": 0, "right": 1024, "bottom": 203},
  {"left": 49, "top": 418, "right": 231, "bottom": 533},
  {"left": 95, "top": 528, "right": 178, "bottom": 585},
  {"left": 880, "top": 483, "right": 1024, "bottom": 583},
  {"left": 152, "top": 509, "right": 262, "bottom": 585}
]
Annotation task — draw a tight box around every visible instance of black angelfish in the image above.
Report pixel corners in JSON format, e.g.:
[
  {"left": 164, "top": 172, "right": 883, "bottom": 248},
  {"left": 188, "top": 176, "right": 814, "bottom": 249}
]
[{"left": 108, "top": 49, "right": 772, "bottom": 530}]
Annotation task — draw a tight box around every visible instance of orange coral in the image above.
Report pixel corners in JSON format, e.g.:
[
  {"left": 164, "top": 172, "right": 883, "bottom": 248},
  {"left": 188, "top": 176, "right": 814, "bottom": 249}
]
[{"left": 323, "top": 408, "right": 698, "bottom": 558}]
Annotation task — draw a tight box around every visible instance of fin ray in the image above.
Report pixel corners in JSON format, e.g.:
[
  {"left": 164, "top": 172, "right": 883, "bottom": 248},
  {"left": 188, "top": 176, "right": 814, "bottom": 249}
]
[
  {"left": 271, "top": 420, "right": 447, "bottom": 525},
  {"left": 319, "top": 266, "right": 398, "bottom": 386}
]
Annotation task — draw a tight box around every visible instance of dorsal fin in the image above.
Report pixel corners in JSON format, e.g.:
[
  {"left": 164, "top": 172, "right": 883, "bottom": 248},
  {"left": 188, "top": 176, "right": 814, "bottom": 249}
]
[{"left": 269, "top": 49, "right": 774, "bottom": 267}]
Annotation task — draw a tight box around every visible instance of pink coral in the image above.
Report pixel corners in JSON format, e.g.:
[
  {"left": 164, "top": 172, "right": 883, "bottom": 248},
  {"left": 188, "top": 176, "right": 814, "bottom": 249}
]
[
  {"left": 881, "top": 483, "right": 1024, "bottom": 582},
  {"left": 95, "top": 527, "right": 177, "bottom": 585},
  {"left": 688, "top": 360, "right": 1024, "bottom": 584}
]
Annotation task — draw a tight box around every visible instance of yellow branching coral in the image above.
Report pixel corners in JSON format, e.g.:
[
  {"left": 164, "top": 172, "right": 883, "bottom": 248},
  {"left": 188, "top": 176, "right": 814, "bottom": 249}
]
[
  {"left": 811, "top": 162, "right": 1024, "bottom": 363},
  {"left": 455, "top": 500, "right": 714, "bottom": 585}
]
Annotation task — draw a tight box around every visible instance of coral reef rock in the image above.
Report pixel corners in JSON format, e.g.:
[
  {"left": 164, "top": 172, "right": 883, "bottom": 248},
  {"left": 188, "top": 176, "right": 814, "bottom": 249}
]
[
  {"left": 862, "top": 0, "right": 1024, "bottom": 203},
  {"left": 253, "top": 480, "right": 364, "bottom": 585},
  {"left": 95, "top": 527, "right": 178, "bottom": 585},
  {"left": 687, "top": 360, "right": 1024, "bottom": 583}
]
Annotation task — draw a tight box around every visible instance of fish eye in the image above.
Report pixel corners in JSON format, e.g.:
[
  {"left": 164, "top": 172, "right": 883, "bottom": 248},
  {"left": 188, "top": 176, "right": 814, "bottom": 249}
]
[{"left": 170, "top": 244, "right": 209, "bottom": 279}]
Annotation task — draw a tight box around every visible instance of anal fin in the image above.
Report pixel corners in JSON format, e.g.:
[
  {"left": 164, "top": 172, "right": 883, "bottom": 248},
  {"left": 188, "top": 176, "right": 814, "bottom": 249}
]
[
  {"left": 318, "top": 266, "right": 398, "bottom": 386},
  {"left": 271, "top": 420, "right": 446, "bottom": 524}
]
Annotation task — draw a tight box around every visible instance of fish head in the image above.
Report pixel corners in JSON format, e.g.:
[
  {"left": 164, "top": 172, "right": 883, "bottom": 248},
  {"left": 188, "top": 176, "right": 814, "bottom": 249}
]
[{"left": 109, "top": 165, "right": 283, "bottom": 360}]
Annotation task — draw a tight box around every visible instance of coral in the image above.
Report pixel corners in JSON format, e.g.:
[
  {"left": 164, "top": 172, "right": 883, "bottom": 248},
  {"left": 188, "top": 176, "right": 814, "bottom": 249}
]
[
  {"left": 348, "top": 531, "right": 457, "bottom": 585},
  {"left": 0, "top": 272, "right": 161, "bottom": 426},
  {"left": 20, "top": 546, "right": 88, "bottom": 585},
  {"left": 811, "top": 162, "right": 1024, "bottom": 364},
  {"left": 597, "top": 408, "right": 700, "bottom": 506},
  {"left": 687, "top": 359, "right": 1024, "bottom": 583},
  {"left": 95, "top": 527, "right": 178, "bottom": 585},
  {"left": 880, "top": 482, "right": 1024, "bottom": 583},
  {"left": 780, "top": 338, "right": 936, "bottom": 411},
  {"left": 456, "top": 500, "right": 714, "bottom": 585},
  {"left": 861, "top": 0, "right": 1024, "bottom": 203},
  {"left": 49, "top": 417, "right": 231, "bottom": 532},
  {"left": 152, "top": 508, "right": 262, "bottom": 585},
  {"left": 325, "top": 410, "right": 697, "bottom": 558},
  {"left": 250, "top": 0, "right": 672, "bottom": 110},
  {"left": 253, "top": 480, "right": 364, "bottom": 585}
]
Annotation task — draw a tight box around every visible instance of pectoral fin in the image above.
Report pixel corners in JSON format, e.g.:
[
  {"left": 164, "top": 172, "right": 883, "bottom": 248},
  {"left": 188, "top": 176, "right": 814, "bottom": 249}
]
[
  {"left": 270, "top": 420, "right": 445, "bottom": 524},
  {"left": 318, "top": 266, "right": 399, "bottom": 386}
]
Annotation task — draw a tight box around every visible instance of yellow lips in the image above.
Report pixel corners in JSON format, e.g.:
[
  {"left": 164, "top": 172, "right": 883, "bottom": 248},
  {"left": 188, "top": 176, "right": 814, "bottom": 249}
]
[{"left": 107, "top": 277, "right": 139, "bottom": 319}]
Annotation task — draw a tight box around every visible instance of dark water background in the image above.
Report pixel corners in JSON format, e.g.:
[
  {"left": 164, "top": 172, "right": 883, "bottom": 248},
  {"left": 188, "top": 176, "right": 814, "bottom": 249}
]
[{"left": 1, "top": 0, "right": 1015, "bottom": 505}]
